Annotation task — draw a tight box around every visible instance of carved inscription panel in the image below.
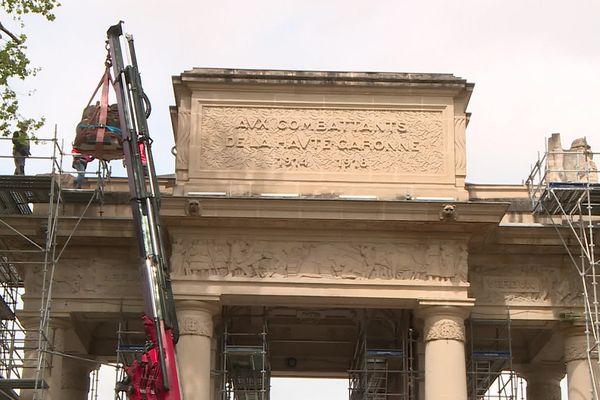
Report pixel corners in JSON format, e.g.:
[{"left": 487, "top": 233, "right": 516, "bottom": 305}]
[
  {"left": 470, "top": 264, "right": 582, "bottom": 307},
  {"left": 198, "top": 106, "right": 446, "bottom": 175}
]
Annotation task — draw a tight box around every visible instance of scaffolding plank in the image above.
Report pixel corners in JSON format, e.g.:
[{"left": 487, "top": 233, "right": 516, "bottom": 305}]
[
  {"left": 537, "top": 183, "right": 600, "bottom": 215},
  {"left": 226, "top": 345, "right": 264, "bottom": 355},
  {"left": 472, "top": 351, "right": 510, "bottom": 360},
  {"left": 366, "top": 349, "right": 403, "bottom": 358},
  {"left": 0, "top": 175, "right": 54, "bottom": 215},
  {"left": 0, "top": 378, "right": 49, "bottom": 389},
  {"left": 117, "top": 343, "right": 146, "bottom": 353}
]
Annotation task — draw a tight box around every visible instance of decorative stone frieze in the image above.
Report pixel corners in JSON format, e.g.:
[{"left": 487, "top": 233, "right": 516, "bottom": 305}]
[{"left": 170, "top": 237, "right": 468, "bottom": 283}]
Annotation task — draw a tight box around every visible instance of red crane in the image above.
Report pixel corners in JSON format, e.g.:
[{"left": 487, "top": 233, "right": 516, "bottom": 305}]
[{"left": 105, "top": 22, "right": 182, "bottom": 399}]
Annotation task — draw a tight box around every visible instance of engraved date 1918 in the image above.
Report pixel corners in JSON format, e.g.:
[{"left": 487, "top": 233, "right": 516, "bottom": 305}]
[
  {"left": 336, "top": 158, "right": 368, "bottom": 169},
  {"left": 276, "top": 158, "right": 310, "bottom": 168}
]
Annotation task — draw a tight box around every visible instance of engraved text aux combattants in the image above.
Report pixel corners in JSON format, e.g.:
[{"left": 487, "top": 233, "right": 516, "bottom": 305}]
[{"left": 200, "top": 107, "right": 445, "bottom": 174}]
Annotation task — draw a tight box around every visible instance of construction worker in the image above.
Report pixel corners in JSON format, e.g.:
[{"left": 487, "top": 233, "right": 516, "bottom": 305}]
[
  {"left": 12, "top": 130, "right": 31, "bottom": 175},
  {"left": 72, "top": 147, "right": 94, "bottom": 189}
]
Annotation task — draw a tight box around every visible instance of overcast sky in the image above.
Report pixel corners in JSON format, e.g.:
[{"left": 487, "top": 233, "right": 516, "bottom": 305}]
[
  {"left": 2, "top": 0, "right": 599, "bottom": 184},
  {"left": 4, "top": 0, "right": 596, "bottom": 396}
]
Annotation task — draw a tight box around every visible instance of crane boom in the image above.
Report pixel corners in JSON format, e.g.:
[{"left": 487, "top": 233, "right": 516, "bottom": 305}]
[{"left": 106, "top": 22, "right": 182, "bottom": 399}]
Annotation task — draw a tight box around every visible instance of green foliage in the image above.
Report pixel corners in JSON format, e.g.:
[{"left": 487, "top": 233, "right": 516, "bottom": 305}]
[
  {"left": 0, "top": 0, "right": 59, "bottom": 21},
  {"left": 0, "top": 0, "right": 60, "bottom": 136}
]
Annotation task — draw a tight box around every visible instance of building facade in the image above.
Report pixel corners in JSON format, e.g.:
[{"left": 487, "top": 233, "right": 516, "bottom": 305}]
[{"left": 1, "top": 70, "right": 598, "bottom": 399}]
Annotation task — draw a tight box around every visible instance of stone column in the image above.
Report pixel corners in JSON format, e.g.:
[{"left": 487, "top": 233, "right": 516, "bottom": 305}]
[
  {"left": 563, "top": 328, "right": 599, "bottom": 400},
  {"left": 19, "top": 316, "right": 43, "bottom": 400},
  {"left": 176, "top": 300, "right": 220, "bottom": 400},
  {"left": 47, "top": 319, "right": 97, "bottom": 400},
  {"left": 419, "top": 306, "right": 469, "bottom": 400},
  {"left": 517, "top": 363, "right": 564, "bottom": 400},
  {"left": 20, "top": 317, "right": 97, "bottom": 400}
]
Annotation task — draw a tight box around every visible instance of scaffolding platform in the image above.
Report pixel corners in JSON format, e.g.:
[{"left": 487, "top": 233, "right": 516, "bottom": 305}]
[
  {"left": 467, "top": 317, "right": 521, "bottom": 400},
  {"left": 535, "top": 182, "right": 600, "bottom": 215},
  {"left": 0, "top": 175, "right": 54, "bottom": 215},
  {"left": 526, "top": 136, "right": 600, "bottom": 399},
  {"left": 349, "top": 310, "right": 416, "bottom": 400},
  {"left": 221, "top": 315, "right": 270, "bottom": 400},
  {"left": 471, "top": 351, "right": 511, "bottom": 360},
  {"left": 366, "top": 349, "right": 403, "bottom": 358}
]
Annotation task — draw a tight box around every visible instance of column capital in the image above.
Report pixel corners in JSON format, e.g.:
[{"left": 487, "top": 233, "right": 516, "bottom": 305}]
[
  {"left": 176, "top": 300, "right": 220, "bottom": 337},
  {"left": 416, "top": 305, "right": 470, "bottom": 343}
]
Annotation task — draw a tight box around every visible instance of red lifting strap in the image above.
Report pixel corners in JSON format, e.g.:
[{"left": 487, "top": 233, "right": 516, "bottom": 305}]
[{"left": 85, "top": 66, "right": 113, "bottom": 160}]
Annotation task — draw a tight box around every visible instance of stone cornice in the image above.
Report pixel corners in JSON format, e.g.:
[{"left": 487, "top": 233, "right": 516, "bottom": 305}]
[
  {"left": 174, "top": 68, "right": 473, "bottom": 95},
  {"left": 161, "top": 196, "right": 509, "bottom": 226}
]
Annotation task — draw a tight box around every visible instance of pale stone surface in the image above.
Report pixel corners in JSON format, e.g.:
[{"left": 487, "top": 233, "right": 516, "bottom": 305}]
[
  {"left": 175, "top": 301, "right": 219, "bottom": 400},
  {"left": 563, "top": 328, "right": 599, "bottom": 400},
  {"left": 170, "top": 236, "right": 468, "bottom": 283},
  {"left": 20, "top": 318, "right": 97, "bottom": 400},
  {"left": 546, "top": 133, "right": 598, "bottom": 183},
  {"left": 517, "top": 363, "right": 564, "bottom": 400},
  {"left": 200, "top": 106, "right": 444, "bottom": 175},
  {"left": 469, "top": 261, "right": 582, "bottom": 307},
  {"left": 5, "top": 68, "right": 593, "bottom": 399},
  {"left": 172, "top": 69, "right": 472, "bottom": 200},
  {"left": 419, "top": 306, "right": 469, "bottom": 400}
]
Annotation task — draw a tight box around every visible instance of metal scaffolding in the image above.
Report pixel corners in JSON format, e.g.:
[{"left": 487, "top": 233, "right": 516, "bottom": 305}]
[
  {"left": 526, "top": 135, "right": 600, "bottom": 400},
  {"left": 220, "top": 310, "right": 271, "bottom": 400},
  {"left": 114, "top": 320, "right": 146, "bottom": 399},
  {"left": 348, "top": 310, "right": 417, "bottom": 400},
  {"left": 0, "top": 132, "right": 107, "bottom": 399},
  {"left": 467, "top": 315, "right": 525, "bottom": 400}
]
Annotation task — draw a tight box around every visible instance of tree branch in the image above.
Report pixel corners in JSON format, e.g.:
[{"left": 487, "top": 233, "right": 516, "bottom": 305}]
[{"left": 0, "top": 21, "right": 21, "bottom": 44}]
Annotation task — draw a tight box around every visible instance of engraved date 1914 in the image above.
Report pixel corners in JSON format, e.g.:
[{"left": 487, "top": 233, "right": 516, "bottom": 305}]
[{"left": 276, "top": 157, "right": 310, "bottom": 168}]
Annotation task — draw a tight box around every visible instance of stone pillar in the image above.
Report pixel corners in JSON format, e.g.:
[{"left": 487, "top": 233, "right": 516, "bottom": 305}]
[
  {"left": 419, "top": 306, "right": 469, "bottom": 400},
  {"left": 176, "top": 300, "right": 220, "bottom": 400},
  {"left": 47, "top": 319, "right": 97, "bottom": 400},
  {"left": 20, "top": 317, "right": 97, "bottom": 400},
  {"left": 19, "top": 316, "right": 43, "bottom": 400},
  {"left": 564, "top": 328, "right": 599, "bottom": 400},
  {"left": 517, "top": 363, "right": 564, "bottom": 400}
]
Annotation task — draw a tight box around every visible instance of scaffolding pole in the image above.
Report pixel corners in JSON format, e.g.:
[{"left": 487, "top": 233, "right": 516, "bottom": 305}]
[
  {"left": 467, "top": 313, "right": 525, "bottom": 400},
  {"left": 220, "top": 309, "right": 270, "bottom": 400},
  {"left": 526, "top": 140, "right": 600, "bottom": 400},
  {"left": 348, "top": 310, "right": 416, "bottom": 400},
  {"left": 0, "top": 130, "right": 110, "bottom": 399}
]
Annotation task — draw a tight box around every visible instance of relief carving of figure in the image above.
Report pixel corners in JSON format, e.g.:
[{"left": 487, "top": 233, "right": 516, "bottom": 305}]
[
  {"left": 170, "top": 237, "right": 471, "bottom": 284},
  {"left": 425, "top": 241, "right": 468, "bottom": 282},
  {"left": 297, "top": 243, "right": 365, "bottom": 279},
  {"left": 229, "top": 240, "right": 276, "bottom": 278}
]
